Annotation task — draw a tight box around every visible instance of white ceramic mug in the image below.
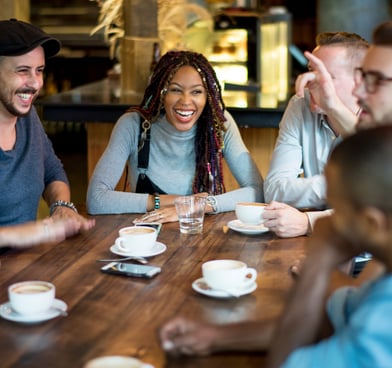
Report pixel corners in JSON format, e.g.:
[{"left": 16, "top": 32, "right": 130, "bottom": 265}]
[
  {"left": 116, "top": 226, "right": 157, "bottom": 254},
  {"left": 235, "top": 202, "right": 267, "bottom": 225},
  {"left": 8, "top": 281, "right": 55, "bottom": 315},
  {"left": 202, "top": 259, "right": 257, "bottom": 290}
]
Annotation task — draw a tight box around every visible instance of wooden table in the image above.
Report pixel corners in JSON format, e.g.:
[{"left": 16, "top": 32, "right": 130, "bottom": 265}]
[{"left": 0, "top": 212, "right": 306, "bottom": 368}]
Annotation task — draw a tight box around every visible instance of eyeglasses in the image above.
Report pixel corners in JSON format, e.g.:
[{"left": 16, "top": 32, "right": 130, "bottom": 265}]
[{"left": 354, "top": 67, "right": 392, "bottom": 94}]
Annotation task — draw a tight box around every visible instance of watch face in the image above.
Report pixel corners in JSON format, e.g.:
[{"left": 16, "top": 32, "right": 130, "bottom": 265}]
[{"left": 207, "top": 196, "right": 217, "bottom": 212}]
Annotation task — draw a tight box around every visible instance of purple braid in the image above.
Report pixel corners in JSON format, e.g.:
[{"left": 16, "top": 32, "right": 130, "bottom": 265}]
[{"left": 129, "top": 50, "right": 227, "bottom": 195}]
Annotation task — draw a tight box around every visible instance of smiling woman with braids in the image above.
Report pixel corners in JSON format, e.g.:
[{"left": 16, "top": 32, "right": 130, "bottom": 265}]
[{"left": 86, "top": 50, "right": 263, "bottom": 223}]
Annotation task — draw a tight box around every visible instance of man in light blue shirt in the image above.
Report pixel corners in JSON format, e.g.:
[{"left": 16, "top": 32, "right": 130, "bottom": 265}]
[{"left": 263, "top": 32, "right": 368, "bottom": 238}]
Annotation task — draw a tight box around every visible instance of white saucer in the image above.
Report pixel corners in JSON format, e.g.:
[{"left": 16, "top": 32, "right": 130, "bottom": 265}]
[
  {"left": 110, "top": 241, "right": 167, "bottom": 257},
  {"left": 227, "top": 219, "right": 269, "bottom": 235},
  {"left": 0, "top": 299, "right": 67, "bottom": 323},
  {"left": 192, "top": 278, "right": 257, "bottom": 299}
]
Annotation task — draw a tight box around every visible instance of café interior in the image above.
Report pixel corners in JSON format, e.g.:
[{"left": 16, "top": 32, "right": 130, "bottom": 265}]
[
  {"left": 20, "top": 0, "right": 385, "bottom": 209},
  {"left": 3, "top": 0, "right": 385, "bottom": 208},
  {"left": 1, "top": 0, "right": 392, "bottom": 367}
]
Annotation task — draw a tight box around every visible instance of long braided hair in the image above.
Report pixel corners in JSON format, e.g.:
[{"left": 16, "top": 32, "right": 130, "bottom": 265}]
[{"left": 129, "top": 50, "right": 227, "bottom": 195}]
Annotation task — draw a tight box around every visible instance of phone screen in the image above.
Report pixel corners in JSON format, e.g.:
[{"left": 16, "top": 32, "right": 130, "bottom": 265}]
[{"left": 101, "top": 262, "right": 161, "bottom": 278}]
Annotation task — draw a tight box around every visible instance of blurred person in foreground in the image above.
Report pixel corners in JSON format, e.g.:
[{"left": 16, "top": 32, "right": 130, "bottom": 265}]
[
  {"left": 159, "top": 125, "right": 392, "bottom": 367},
  {"left": 263, "top": 32, "right": 369, "bottom": 238},
  {"left": 87, "top": 50, "right": 263, "bottom": 222},
  {"left": 0, "top": 19, "right": 94, "bottom": 236}
]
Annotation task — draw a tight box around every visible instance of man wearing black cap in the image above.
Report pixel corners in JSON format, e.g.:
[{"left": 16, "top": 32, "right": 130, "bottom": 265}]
[{"left": 0, "top": 19, "right": 94, "bottom": 233}]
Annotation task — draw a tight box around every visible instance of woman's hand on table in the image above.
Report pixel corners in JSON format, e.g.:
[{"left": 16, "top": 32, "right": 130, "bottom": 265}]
[
  {"left": 133, "top": 207, "right": 179, "bottom": 224},
  {"left": 134, "top": 192, "right": 213, "bottom": 225}
]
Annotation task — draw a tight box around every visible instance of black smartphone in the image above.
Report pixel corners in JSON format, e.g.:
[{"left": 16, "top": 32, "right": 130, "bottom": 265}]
[
  {"left": 101, "top": 262, "right": 161, "bottom": 278},
  {"left": 135, "top": 222, "right": 162, "bottom": 234}
]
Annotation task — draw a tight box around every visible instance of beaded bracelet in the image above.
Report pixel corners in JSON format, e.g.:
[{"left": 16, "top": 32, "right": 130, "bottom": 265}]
[
  {"left": 154, "top": 193, "right": 160, "bottom": 210},
  {"left": 49, "top": 200, "right": 78, "bottom": 216}
]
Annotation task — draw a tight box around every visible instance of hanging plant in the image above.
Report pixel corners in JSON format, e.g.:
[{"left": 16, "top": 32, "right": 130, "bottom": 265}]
[
  {"left": 90, "top": 0, "right": 213, "bottom": 59},
  {"left": 89, "top": 0, "right": 124, "bottom": 59}
]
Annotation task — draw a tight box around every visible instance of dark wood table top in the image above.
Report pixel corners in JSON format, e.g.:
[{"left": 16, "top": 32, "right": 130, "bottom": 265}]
[{"left": 0, "top": 212, "right": 306, "bottom": 368}]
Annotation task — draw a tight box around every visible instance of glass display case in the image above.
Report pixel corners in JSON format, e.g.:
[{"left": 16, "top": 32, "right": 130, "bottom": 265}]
[{"left": 209, "top": 8, "right": 292, "bottom": 107}]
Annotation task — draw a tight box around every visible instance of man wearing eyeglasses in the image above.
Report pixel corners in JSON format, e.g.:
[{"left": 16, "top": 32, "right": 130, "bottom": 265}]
[
  {"left": 263, "top": 32, "right": 369, "bottom": 238},
  {"left": 354, "top": 21, "right": 392, "bottom": 130}
]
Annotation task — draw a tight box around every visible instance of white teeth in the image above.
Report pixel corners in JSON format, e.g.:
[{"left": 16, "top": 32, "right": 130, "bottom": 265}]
[
  {"left": 17, "top": 93, "right": 31, "bottom": 100},
  {"left": 176, "top": 110, "right": 194, "bottom": 117}
]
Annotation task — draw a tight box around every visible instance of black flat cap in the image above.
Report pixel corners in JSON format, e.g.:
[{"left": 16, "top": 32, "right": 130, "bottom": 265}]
[{"left": 0, "top": 18, "right": 61, "bottom": 58}]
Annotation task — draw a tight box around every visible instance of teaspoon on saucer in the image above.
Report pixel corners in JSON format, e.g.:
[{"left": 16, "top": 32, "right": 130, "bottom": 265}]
[{"left": 96, "top": 256, "right": 148, "bottom": 264}]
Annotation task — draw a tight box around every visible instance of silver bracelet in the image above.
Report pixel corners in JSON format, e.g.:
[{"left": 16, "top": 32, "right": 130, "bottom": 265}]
[{"left": 49, "top": 200, "right": 78, "bottom": 216}]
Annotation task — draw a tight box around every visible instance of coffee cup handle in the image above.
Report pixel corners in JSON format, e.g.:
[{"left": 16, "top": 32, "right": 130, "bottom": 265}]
[
  {"left": 115, "top": 237, "right": 128, "bottom": 251},
  {"left": 243, "top": 268, "right": 257, "bottom": 286}
]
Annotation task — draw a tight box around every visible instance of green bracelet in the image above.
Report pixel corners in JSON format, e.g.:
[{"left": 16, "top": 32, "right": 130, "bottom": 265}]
[{"left": 154, "top": 193, "right": 160, "bottom": 210}]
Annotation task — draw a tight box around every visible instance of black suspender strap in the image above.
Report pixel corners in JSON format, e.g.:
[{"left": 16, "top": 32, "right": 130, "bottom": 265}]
[
  {"left": 135, "top": 117, "right": 166, "bottom": 194},
  {"left": 137, "top": 118, "right": 151, "bottom": 170}
]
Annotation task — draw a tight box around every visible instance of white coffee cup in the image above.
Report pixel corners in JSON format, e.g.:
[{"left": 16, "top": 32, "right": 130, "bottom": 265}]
[
  {"left": 8, "top": 281, "right": 55, "bottom": 315},
  {"left": 116, "top": 226, "right": 157, "bottom": 254},
  {"left": 235, "top": 202, "right": 267, "bottom": 225},
  {"left": 202, "top": 259, "right": 257, "bottom": 290},
  {"left": 83, "top": 356, "right": 154, "bottom": 368}
]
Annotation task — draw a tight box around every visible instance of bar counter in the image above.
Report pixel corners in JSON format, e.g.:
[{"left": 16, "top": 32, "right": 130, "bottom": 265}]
[
  {"left": 37, "top": 78, "right": 286, "bottom": 128},
  {"left": 36, "top": 79, "right": 288, "bottom": 186}
]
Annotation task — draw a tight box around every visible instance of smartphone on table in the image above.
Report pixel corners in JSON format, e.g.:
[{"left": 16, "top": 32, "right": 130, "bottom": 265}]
[{"left": 101, "top": 262, "right": 161, "bottom": 279}]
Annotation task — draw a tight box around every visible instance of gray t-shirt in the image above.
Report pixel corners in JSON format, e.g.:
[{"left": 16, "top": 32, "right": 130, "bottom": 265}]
[{"left": 0, "top": 107, "right": 68, "bottom": 225}]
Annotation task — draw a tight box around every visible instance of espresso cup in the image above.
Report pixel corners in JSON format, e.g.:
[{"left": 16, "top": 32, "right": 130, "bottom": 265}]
[
  {"left": 202, "top": 259, "right": 257, "bottom": 290},
  {"left": 235, "top": 202, "right": 267, "bottom": 225},
  {"left": 116, "top": 226, "right": 157, "bottom": 254},
  {"left": 8, "top": 281, "right": 55, "bottom": 315}
]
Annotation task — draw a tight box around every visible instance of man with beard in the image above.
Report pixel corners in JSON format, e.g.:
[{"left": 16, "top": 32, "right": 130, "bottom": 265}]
[
  {"left": 0, "top": 19, "right": 94, "bottom": 233},
  {"left": 354, "top": 21, "right": 392, "bottom": 129},
  {"left": 263, "top": 32, "right": 369, "bottom": 238}
]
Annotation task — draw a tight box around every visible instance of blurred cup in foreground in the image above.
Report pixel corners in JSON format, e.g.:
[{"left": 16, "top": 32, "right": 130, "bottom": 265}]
[
  {"left": 83, "top": 356, "right": 154, "bottom": 368},
  {"left": 202, "top": 259, "right": 257, "bottom": 290},
  {"left": 8, "top": 280, "right": 55, "bottom": 315},
  {"left": 174, "top": 195, "right": 206, "bottom": 234},
  {"left": 235, "top": 202, "right": 267, "bottom": 225}
]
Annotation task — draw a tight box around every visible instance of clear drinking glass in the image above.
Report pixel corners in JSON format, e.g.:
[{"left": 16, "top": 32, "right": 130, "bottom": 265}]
[{"left": 174, "top": 195, "right": 207, "bottom": 234}]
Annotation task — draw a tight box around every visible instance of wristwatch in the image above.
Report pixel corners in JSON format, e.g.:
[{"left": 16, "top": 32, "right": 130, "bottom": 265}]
[{"left": 206, "top": 195, "right": 217, "bottom": 213}]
